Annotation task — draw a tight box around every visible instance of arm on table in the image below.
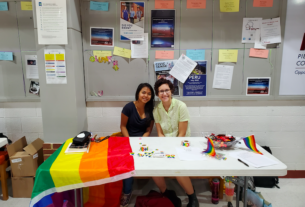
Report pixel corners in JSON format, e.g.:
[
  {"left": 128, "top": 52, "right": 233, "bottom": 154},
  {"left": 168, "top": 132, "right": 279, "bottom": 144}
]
[
  {"left": 120, "top": 113, "right": 130, "bottom": 137},
  {"left": 155, "top": 123, "right": 165, "bottom": 137},
  {"left": 177, "top": 121, "right": 188, "bottom": 137},
  {"left": 142, "top": 120, "right": 155, "bottom": 137}
]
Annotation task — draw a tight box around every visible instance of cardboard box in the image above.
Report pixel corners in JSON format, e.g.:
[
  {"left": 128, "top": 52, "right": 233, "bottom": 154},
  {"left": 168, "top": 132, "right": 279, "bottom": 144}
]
[
  {"left": 7, "top": 136, "right": 44, "bottom": 177},
  {"left": 12, "top": 176, "right": 34, "bottom": 198}
]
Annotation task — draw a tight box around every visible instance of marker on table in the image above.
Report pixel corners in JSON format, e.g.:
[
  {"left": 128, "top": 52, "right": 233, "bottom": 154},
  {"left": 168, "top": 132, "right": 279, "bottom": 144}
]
[{"left": 238, "top": 159, "right": 249, "bottom": 167}]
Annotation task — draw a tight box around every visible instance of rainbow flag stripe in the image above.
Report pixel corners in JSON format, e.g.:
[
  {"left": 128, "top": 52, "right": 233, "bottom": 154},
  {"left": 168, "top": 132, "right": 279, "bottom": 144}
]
[
  {"left": 30, "top": 137, "right": 135, "bottom": 207},
  {"left": 203, "top": 138, "right": 216, "bottom": 157},
  {"left": 243, "top": 135, "right": 263, "bottom": 155}
]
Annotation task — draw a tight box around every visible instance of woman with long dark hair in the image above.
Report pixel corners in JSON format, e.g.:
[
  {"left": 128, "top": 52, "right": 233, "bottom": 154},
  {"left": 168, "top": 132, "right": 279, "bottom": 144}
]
[{"left": 120, "top": 83, "right": 155, "bottom": 207}]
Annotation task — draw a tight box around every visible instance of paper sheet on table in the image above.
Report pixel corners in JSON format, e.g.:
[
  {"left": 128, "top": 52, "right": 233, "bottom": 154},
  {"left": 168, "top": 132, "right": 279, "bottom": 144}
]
[
  {"left": 220, "top": 0, "right": 239, "bottom": 12},
  {"left": 187, "top": 0, "right": 206, "bottom": 9},
  {"left": 212, "top": 64, "right": 234, "bottom": 89},
  {"left": 155, "top": 51, "right": 174, "bottom": 59},
  {"left": 25, "top": 55, "right": 39, "bottom": 79},
  {"left": 261, "top": 17, "right": 281, "bottom": 44},
  {"left": 249, "top": 48, "right": 269, "bottom": 59},
  {"left": 155, "top": 0, "right": 174, "bottom": 9},
  {"left": 232, "top": 151, "right": 279, "bottom": 168},
  {"left": 131, "top": 33, "right": 148, "bottom": 58},
  {"left": 253, "top": 0, "right": 273, "bottom": 7},
  {"left": 219, "top": 50, "right": 238, "bottom": 62},
  {"left": 176, "top": 147, "right": 207, "bottom": 161},
  {"left": 169, "top": 54, "right": 197, "bottom": 83},
  {"left": 254, "top": 29, "right": 266, "bottom": 49},
  {"left": 241, "top": 18, "right": 262, "bottom": 43},
  {"left": 186, "top": 49, "right": 205, "bottom": 60}
]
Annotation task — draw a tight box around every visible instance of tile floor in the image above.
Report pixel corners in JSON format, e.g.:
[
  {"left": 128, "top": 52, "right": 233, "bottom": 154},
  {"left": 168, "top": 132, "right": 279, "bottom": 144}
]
[{"left": 1, "top": 178, "right": 304, "bottom": 207}]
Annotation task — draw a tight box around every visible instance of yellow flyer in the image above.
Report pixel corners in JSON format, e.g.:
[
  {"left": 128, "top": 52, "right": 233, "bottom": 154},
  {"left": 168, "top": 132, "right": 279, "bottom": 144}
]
[
  {"left": 113, "top": 47, "right": 131, "bottom": 59},
  {"left": 93, "top": 51, "right": 112, "bottom": 59},
  {"left": 21, "top": 1, "right": 33, "bottom": 10},
  {"left": 219, "top": 50, "right": 238, "bottom": 62},
  {"left": 220, "top": 0, "right": 239, "bottom": 12},
  {"left": 45, "top": 54, "right": 55, "bottom": 61}
]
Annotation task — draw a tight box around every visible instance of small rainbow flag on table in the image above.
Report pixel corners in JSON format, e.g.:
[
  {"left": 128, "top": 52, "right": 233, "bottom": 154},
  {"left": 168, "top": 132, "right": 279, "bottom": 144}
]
[
  {"left": 242, "top": 135, "right": 263, "bottom": 155},
  {"left": 203, "top": 138, "right": 216, "bottom": 157}
]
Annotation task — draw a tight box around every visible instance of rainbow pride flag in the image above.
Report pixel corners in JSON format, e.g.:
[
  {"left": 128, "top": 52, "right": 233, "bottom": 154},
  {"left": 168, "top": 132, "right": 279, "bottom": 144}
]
[
  {"left": 203, "top": 138, "right": 216, "bottom": 157},
  {"left": 30, "top": 137, "right": 135, "bottom": 207},
  {"left": 242, "top": 135, "right": 263, "bottom": 155}
]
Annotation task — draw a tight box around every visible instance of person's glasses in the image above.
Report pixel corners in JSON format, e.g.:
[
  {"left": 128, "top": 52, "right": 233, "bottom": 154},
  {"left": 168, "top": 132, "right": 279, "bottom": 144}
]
[{"left": 159, "top": 89, "right": 170, "bottom": 94}]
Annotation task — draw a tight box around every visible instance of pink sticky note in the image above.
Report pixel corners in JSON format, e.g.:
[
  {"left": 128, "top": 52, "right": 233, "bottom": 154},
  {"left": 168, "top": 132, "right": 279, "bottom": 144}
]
[
  {"left": 253, "top": 0, "right": 273, "bottom": 7},
  {"left": 155, "top": 0, "right": 174, "bottom": 9},
  {"left": 187, "top": 0, "right": 206, "bottom": 9},
  {"left": 249, "top": 48, "right": 269, "bottom": 59},
  {"left": 155, "top": 51, "right": 175, "bottom": 59}
]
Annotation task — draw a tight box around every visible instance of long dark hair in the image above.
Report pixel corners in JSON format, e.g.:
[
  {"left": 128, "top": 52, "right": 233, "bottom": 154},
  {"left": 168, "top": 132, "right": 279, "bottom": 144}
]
[{"left": 135, "top": 83, "right": 155, "bottom": 125}]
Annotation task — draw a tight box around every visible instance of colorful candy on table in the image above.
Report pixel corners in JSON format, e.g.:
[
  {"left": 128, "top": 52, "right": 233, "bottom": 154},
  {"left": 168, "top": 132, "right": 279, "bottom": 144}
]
[
  {"left": 181, "top": 140, "right": 190, "bottom": 147},
  {"left": 202, "top": 137, "right": 227, "bottom": 161},
  {"left": 206, "top": 133, "right": 237, "bottom": 148}
]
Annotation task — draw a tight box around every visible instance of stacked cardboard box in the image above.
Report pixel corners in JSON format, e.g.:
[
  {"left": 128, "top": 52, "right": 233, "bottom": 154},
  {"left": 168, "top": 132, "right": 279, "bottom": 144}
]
[{"left": 7, "top": 137, "right": 44, "bottom": 198}]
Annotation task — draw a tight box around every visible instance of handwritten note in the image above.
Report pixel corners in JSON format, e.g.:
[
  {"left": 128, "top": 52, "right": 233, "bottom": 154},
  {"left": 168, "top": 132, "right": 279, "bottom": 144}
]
[
  {"left": 253, "top": 0, "right": 273, "bottom": 7},
  {"left": 220, "top": 0, "right": 239, "bottom": 12},
  {"left": 155, "top": 51, "right": 174, "bottom": 59},
  {"left": 0, "top": 2, "right": 8, "bottom": 11},
  {"left": 186, "top": 50, "right": 205, "bottom": 60},
  {"left": 155, "top": 0, "right": 174, "bottom": 9},
  {"left": 113, "top": 47, "right": 131, "bottom": 58},
  {"left": 0, "top": 52, "right": 13, "bottom": 61},
  {"left": 219, "top": 50, "right": 238, "bottom": 62},
  {"left": 21, "top": 1, "right": 32, "bottom": 10},
  {"left": 90, "top": 1, "right": 109, "bottom": 11},
  {"left": 249, "top": 48, "right": 269, "bottom": 59},
  {"left": 187, "top": 0, "right": 206, "bottom": 9},
  {"left": 93, "top": 51, "right": 112, "bottom": 58}
]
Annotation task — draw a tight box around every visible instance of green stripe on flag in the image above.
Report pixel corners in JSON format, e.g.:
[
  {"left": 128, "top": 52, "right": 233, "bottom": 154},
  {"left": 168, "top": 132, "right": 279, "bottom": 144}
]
[{"left": 31, "top": 143, "right": 65, "bottom": 199}]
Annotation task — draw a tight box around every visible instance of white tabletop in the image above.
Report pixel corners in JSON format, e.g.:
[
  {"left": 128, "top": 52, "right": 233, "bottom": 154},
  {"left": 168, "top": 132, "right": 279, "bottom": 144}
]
[
  {"left": 0, "top": 138, "right": 8, "bottom": 148},
  {"left": 130, "top": 137, "right": 287, "bottom": 177}
]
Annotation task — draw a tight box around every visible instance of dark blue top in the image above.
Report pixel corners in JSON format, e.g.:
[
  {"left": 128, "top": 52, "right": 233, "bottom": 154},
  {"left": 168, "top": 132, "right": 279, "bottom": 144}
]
[{"left": 122, "top": 102, "right": 148, "bottom": 137}]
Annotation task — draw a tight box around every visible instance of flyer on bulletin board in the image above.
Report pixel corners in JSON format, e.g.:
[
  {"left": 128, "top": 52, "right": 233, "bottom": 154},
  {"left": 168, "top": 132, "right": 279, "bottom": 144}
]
[
  {"left": 183, "top": 61, "right": 207, "bottom": 96},
  {"left": 154, "top": 60, "right": 180, "bottom": 95},
  {"left": 44, "top": 49, "right": 67, "bottom": 84},
  {"left": 90, "top": 27, "right": 114, "bottom": 47},
  {"left": 151, "top": 10, "right": 175, "bottom": 48},
  {"left": 246, "top": 77, "right": 271, "bottom": 96},
  {"left": 120, "top": 1, "right": 145, "bottom": 41}
]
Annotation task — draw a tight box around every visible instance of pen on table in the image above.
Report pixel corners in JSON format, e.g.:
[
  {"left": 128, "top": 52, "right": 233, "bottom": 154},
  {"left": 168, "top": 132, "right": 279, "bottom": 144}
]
[{"left": 238, "top": 159, "right": 249, "bottom": 167}]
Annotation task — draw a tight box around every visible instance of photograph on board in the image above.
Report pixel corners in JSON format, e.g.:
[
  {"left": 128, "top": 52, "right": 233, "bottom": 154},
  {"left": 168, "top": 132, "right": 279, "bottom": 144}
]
[
  {"left": 120, "top": 1, "right": 145, "bottom": 41},
  {"left": 27, "top": 59, "right": 36, "bottom": 65},
  {"left": 90, "top": 27, "right": 114, "bottom": 47},
  {"left": 183, "top": 61, "right": 207, "bottom": 96},
  {"left": 246, "top": 77, "right": 271, "bottom": 96},
  {"left": 154, "top": 60, "right": 179, "bottom": 96},
  {"left": 151, "top": 10, "right": 175, "bottom": 48},
  {"left": 29, "top": 81, "right": 40, "bottom": 96}
]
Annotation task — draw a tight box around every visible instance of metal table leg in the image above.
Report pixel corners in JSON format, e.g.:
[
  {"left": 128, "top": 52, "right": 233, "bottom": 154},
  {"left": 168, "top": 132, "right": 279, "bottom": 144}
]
[
  {"left": 236, "top": 179, "right": 240, "bottom": 207},
  {"left": 243, "top": 177, "right": 249, "bottom": 207},
  {"left": 74, "top": 189, "right": 78, "bottom": 207},
  {"left": 80, "top": 188, "right": 84, "bottom": 207}
]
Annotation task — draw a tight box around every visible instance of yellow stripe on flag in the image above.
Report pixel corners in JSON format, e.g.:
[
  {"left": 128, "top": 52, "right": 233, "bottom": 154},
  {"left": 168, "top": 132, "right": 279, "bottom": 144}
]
[{"left": 50, "top": 138, "right": 84, "bottom": 188}]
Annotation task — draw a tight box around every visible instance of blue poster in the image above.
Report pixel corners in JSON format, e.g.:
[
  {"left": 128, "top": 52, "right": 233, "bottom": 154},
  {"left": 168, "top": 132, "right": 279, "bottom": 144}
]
[
  {"left": 90, "top": 1, "right": 109, "bottom": 11},
  {"left": 0, "top": 2, "right": 8, "bottom": 11},
  {"left": 183, "top": 60, "right": 207, "bottom": 96},
  {"left": 186, "top": 50, "right": 205, "bottom": 61},
  {"left": 151, "top": 18, "right": 175, "bottom": 48},
  {"left": 0, "top": 52, "right": 13, "bottom": 61},
  {"left": 183, "top": 75, "right": 206, "bottom": 96}
]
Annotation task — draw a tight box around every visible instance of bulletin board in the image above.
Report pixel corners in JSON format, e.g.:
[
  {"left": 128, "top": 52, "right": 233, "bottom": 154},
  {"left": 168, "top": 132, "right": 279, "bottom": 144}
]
[
  {"left": 83, "top": 0, "right": 305, "bottom": 101},
  {"left": 0, "top": 0, "right": 39, "bottom": 102}
]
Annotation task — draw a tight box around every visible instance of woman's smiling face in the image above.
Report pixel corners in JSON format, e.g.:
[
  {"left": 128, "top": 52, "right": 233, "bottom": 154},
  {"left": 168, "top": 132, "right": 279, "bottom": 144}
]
[{"left": 157, "top": 83, "right": 172, "bottom": 103}]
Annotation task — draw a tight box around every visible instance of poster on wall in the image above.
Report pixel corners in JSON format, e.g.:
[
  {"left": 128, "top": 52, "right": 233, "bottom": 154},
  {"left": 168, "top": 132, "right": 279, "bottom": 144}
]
[
  {"left": 25, "top": 55, "right": 39, "bottom": 79},
  {"left": 154, "top": 60, "right": 180, "bottom": 95},
  {"left": 90, "top": 27, "right": 114, "bottom": 47},
  {"left": 29, "top": 81, "right": 40, "bottom": 96},
  {"left": 151, "top": 10, "right": 175, "bottom": 48},
  {"left": 246, "top": 77, "right": 270, "bottom": 96},
  {"left": 241, "top": 18, "right": 262, "bottom": 43},
  {"left": 35, "top": 0, "right": 68, "bottom": 45},
  {"left": 120, "top": 1, "right": 145, "bottom": 41},
  {"left": 44, "top": 49, "right": 67, "bottom": 84},
  {"left": 279, "top": 1, "right": 305, "bottom": 95},
  {"left": 183, "top": 61, "right": 207, "bottom": 96}
]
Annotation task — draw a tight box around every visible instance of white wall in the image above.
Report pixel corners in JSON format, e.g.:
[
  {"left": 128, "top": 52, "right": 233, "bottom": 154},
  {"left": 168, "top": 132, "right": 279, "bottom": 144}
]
[{"left": 1, "top": 101, "right": 305, "bottom": 170}]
